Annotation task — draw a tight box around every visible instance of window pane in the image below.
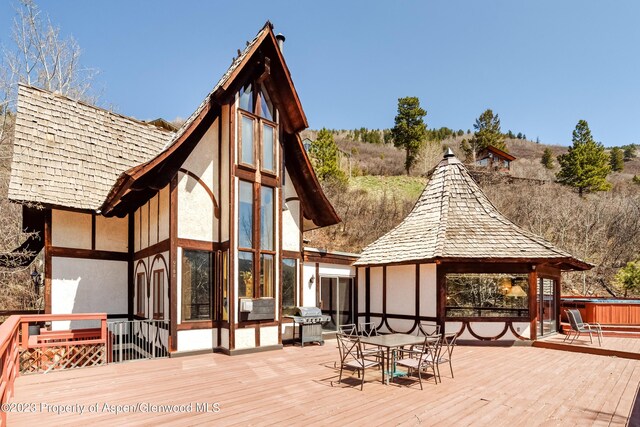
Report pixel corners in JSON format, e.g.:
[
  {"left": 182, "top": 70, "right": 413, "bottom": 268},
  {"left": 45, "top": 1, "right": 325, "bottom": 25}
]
[
  {"left": 238, "top": 181, "right": 253, "bottom": 248},
  {"left": 239, "top": 83, "right": 253, "bottom": 112},
  {"left": 262, "top": 124, "right": 275, "bottom": 172},
  {"left": 181, "top": 250, "right": 211, "bottom": 321},
  {"left": 241, "top": 116, "right": 254, "bottom": 165},
  {"left": 260, "top": 253, "right": 274, "bottom": 298},
  {"left": 137, "top": 273, "right": 145, "bottom": 315},
  {"left": 445, "top": 273, "right": 529, "bottom": 318},
  {"left": 153, "top": 270, "right": 164, "bottom": 318},
  {"left": 260, "top": 186, "right": 274, "bottom": 250},
  {"left": 239, "top": 251, "right": 254, "bottom": 298},
  {"left": 222, "top": 250, "right": 229, "bottom": 321},
  {"left": 260, "top": 89, "right": 274, "bottom": 121},
  {"left": 282, "top": 259, "right": 296, "bottom": 314}
]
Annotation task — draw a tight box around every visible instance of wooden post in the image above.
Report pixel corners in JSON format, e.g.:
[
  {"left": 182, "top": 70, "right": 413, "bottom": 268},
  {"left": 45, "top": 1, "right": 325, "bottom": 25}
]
[{"left": 529, "top": 268, "right": 538, "bottom": 341}]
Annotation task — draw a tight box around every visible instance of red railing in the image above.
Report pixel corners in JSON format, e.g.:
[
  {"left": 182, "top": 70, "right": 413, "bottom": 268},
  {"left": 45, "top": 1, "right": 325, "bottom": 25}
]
[{"left": 0, "top": 313, "right": 107, "bottom": 426}]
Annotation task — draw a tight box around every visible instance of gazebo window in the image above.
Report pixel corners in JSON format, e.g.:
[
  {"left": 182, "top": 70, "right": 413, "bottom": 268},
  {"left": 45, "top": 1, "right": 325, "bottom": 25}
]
[{"left": 446, "top": 273, "right": 529, "bottom": 318}]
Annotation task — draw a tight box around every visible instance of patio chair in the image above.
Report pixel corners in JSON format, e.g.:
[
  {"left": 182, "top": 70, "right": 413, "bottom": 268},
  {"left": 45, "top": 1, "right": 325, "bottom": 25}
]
[
  {"left": 564, "top": 309, "right": 603, "bottom": 346},
  {"left": 358, "top": 322, "right": 378, "bottom": 337},
  {"left": 394, "top": 334, "right": 442, "bottom": 390},
  {"left": 335, "top": 333, "right": 384, "bottom": 390},
  {"left": 434, "top": 332, "right": 458, "bottom": 380},
  {"left": 338, "top": 324, "right": 357, "bottom": 336},
  {"left": 417, "top": 321, "right": 441, "bottom": 337}
]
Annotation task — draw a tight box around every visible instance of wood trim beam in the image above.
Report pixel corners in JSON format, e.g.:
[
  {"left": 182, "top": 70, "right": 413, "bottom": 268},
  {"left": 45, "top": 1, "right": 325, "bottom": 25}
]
[
  {"left": 128, "top": 213, "right": 134, "bottom": 318},
  {"left": 134, "top": 239, "right": 170, "bottom": 260},
  {"left": 49, "top": 247, "right": 128, "bottom": 261},
  {"left": 169, "top": 175, "right": 178, "bottom": 352},
  {"left": 44, "top": 209, "right": 52, "bottom": 314},
  {"left": 529, "top": 270, "right": 538, "bottom": 341}
]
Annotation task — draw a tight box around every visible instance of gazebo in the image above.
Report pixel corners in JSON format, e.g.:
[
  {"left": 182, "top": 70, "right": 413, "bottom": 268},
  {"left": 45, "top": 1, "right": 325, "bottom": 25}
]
[{"left": 353, "top": 149, "right": 591, "bottom": 341}]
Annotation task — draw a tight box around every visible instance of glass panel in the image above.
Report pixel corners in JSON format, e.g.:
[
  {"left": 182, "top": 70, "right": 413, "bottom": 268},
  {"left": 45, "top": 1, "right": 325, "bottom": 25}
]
[
  {"left": 337, "top": 278, "right": 353, "bottom": 326},
  {"left": 260, "top": 186, "right": 274, "bottom": 250},
  {"left": 241, "top": 115, "right": 254, "bottom": 165},
  {"left": 282, "top": 259, "right": 296, "bottom": 315},
  {"left": 262, "top": 124, "right": 275, "bottom": 172},
  {"left": 260, "top": 89, "right": 274, "bottom": 121},
  {"left": 445, "top": 273, "right": 529, "bottom": 318},
  {"left": 260, "top": 253, "right": 275, "bottom": 298},
  {"left": 137, "top": 273, "right": 145, "bottom": 315},
  {"left": 181, "top": 250, "right": 211, "bottom": 321},
  {"left": 320, "top": 277, "right": 336, "bottom": 331},
  {"left": 239, "top": 83, "right": 253, "bottom": 112},
  {"left": 222, "top": 250, "right": 229, "bottom": 321},
  {"left": 238, "top": 251, "right": 254, "bottom": 298},
  {"left": 539, "top": 278, "right": 556, "bottom": 336},
  {"left": 238, "top": 181, "right": 253, "bottom": 248}
]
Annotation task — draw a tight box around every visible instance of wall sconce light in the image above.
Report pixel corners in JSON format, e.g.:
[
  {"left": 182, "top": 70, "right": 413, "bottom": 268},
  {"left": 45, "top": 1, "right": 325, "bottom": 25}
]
[{"left": 308, "top": 274, "right": 315, "bottom": 289}]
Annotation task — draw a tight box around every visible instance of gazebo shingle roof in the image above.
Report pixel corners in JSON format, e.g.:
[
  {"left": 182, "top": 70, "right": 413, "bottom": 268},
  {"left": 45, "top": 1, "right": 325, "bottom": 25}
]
[{"left": 354, "top": 152, "right": 591, "bottom": 270}]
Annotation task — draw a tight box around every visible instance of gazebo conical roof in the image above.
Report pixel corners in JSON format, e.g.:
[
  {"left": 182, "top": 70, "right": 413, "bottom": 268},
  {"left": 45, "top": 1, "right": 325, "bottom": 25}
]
[{"left": 354, "top": 151, "right": 591, "bottom": 270}]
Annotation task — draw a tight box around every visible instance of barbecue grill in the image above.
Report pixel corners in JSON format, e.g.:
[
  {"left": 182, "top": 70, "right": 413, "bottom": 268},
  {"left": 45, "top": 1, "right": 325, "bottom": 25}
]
[{"left": 286, "top": 307, "right": 331, "bottom": 347}]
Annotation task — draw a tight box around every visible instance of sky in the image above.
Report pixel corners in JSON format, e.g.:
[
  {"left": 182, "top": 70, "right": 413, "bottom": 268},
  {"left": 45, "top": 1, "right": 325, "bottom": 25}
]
[{"left": 1, "top": 1, "right": 639, "bottom": 147}]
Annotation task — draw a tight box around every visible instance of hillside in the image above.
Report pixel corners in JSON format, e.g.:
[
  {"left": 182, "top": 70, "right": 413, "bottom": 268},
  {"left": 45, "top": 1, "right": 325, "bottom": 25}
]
[{"left": 302, "top": 130, "right": 640, "bottom": 297}]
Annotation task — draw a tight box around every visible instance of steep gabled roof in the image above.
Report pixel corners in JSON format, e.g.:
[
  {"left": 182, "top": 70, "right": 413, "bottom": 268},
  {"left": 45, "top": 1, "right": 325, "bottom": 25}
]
[
  {"left": 8, "top": 84, "right": 172, "bottom": 210},
  {"left": 479, "top": 145, "right": 516, "bottom": 162},
  {"left": 354, "top": 152, "right": 591, "bottom": 271}
]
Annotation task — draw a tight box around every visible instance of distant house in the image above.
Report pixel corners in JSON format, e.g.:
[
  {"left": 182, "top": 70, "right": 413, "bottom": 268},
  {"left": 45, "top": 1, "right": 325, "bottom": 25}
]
[
  {"left": 476, "top": 145, "right": 516, "bottom": 171},
  {"left": 7, "top": 22, "right": 350, "bottom": 356}
]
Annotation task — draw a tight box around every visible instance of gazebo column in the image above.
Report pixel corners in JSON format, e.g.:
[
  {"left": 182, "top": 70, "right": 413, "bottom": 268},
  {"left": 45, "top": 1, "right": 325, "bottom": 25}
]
[{"left": 528, "top": 267, "right": 538, "bottom": 341}]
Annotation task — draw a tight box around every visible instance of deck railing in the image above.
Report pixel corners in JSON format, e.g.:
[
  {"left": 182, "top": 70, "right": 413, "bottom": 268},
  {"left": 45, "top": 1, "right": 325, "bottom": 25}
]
[
  {"left": 107, "top": 319, "right": 169, "bottom": 363},
  {"left": 0, "top": 313, "right": 107, "bottom": 426}
]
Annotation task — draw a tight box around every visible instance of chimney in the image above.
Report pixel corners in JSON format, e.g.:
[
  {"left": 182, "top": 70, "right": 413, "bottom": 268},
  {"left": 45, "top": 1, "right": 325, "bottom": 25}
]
[{"left": 275, "top": 33, "right": 285, "bottom": 52}]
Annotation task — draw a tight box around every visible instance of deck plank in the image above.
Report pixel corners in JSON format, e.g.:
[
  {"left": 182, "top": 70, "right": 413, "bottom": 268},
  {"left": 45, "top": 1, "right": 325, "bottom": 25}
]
[{"left": 8, "top": 340, "right": 640, "bottom": 426}]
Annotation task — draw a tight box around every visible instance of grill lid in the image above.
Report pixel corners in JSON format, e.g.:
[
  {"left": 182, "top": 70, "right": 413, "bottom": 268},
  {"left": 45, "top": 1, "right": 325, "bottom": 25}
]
[{"left": 295, "top": 306, "right": 323, "bottom": 317}]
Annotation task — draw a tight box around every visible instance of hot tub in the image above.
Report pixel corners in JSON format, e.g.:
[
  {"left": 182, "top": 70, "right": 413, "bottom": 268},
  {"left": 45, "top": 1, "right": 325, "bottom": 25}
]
[{"left": 561, "top": 297, "right": 640, "bottom": 325}]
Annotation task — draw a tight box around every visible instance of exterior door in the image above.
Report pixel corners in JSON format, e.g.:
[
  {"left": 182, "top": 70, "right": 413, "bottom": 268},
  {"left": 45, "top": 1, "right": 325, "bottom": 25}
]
[
  {"left": 538, "top": 278, "right": 557, "bottom": 336},
  {"left": 320, "top": 277, "right": 354, "bottom": 331}
]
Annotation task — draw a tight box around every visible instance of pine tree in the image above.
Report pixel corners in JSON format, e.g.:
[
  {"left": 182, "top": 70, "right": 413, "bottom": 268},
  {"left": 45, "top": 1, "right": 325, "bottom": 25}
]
[
  {"left": 309, "top": 128, "right": 346, "bottom": 183},
  {"left": 541, "top": 147, "right": 554, "bottom": 169},
  {"left": 466, "top": 109, "right": 506, "bottom": 163},
  {"left": 557, "top": 120, "right": 611, "bottom": 196},
  {"left": 609, "top": 147, "right": 624, "bottom": 172},
  {"left": 391, "top": 97, "right": 427, "bottom": 175},
  {"left": 615, "top": 260, "right": 640, "bottom": 297},
  {"left": 624, "top": 144, "right": 637, "bottom": 161}
]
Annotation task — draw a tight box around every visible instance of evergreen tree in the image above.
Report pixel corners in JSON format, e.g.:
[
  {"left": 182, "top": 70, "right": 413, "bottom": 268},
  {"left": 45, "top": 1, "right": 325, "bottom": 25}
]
[
  {"left": 556, "top": 120, "right": 611, "bottom": 196},
  {"left": 609, "top": 147, "right": 624, "bottom": 172},
  {"left": 633, "top": 175, "right": 640, "bottom": 185},
  {"left": 383, "top": 128, "right": 393, "bottom": 144},
  {"left": 624, "top": 144, "right": 637, "bottom": 161},
  {"left": 466, "top": 109, "right": 506, "bottom": 163},
  {"left": 541, "top": 147, "right": 554, "bottom": 169},
  {"left": 309, "top": 128, "right": 346, "bottom": 183},
  {"left": 391, "top": 97, "right": 427, "bottom": 174},
  {"left": 516, "top": 132, "right": 523, "bottom": 139},
  {"left": 615, "top": 260, "right": 640, "bottom": 297}
]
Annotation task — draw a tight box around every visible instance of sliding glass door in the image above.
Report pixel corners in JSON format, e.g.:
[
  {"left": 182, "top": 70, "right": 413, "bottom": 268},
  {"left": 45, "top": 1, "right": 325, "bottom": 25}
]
[
  {"left": 538, "top": 278, "right": 557, "bottom": 336},
  {"left": 320, "top": 277, "right": 354, "bottom": 331}
]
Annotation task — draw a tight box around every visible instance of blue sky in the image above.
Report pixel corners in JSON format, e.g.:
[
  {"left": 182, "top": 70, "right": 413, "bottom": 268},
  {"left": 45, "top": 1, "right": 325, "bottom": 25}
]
[{"left": 1, "top": 1, "right": 639, "bottom": 147}]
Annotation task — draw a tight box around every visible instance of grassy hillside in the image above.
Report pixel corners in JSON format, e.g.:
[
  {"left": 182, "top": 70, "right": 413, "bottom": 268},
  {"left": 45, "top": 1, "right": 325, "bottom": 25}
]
[{"left": 303, "top": 129, "right": 640, "bottom": 297}]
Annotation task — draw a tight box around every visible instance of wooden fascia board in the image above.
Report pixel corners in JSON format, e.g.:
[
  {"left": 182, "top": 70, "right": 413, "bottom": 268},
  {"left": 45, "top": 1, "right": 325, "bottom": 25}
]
[
  {"left": 101, "top": 101, "right": 213, "bottom": 216},
  {"left": 354, "top": 256, "right": 592, "bottom": 271}
]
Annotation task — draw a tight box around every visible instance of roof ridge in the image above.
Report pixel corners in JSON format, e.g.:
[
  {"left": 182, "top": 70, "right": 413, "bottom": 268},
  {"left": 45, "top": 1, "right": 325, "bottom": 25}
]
[{"left": 433, "top": 164, "right": 450, "bottom": 257}]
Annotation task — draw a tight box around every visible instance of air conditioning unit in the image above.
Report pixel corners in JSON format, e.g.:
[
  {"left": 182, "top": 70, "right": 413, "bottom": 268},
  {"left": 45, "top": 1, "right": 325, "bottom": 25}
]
[{"left": 240, "top": 298, "right": 253, "bottom": 313}]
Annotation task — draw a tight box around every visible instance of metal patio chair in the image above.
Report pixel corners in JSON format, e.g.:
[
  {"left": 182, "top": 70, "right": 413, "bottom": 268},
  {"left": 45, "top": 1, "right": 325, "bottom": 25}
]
[
  {"left": 564, "top": 309, "right": 603, "bottom": 346},
  {"left": 335, "top": 333, "right": 384, "bottom": 390},
  {"left": 338, "top": 323, "right": 357, "bottom": 336},
  {"left": 393, "top": 334, "right": 442, "bottom": 389},
  {"left": 434, "top": 332, "right": 458, "bottom": 380},
  {"left": 358, "top": 322, "right": 378, "bottom": 337},
  {"left": 417, "top": 321, "right": 441, "bottom": 337}
]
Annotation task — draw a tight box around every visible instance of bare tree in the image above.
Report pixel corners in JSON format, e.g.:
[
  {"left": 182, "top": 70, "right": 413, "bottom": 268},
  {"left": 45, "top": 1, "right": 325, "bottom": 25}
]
[{"left": 0, "top": 0, "right": 98, "bottom": 311}]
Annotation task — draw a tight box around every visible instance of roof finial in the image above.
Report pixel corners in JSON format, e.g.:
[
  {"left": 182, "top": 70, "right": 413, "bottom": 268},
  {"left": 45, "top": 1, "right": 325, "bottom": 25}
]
[{"left": 444, "top": 147, "right": 455, "bottom": 158}]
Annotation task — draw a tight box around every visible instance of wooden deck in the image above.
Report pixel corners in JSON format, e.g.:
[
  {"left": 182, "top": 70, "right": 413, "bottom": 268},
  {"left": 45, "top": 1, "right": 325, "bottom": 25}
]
[
  {"left": 535, "top": 334, "right": 640, "bottom": 360},
  {"left": 9, "top": 340, "right": 640, "bottom": 426}
]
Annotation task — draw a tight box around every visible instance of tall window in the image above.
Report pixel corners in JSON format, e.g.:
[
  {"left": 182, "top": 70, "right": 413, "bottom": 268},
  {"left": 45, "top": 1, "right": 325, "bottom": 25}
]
[
  {"left": 222, "top": 250, "right": 229, "bottom": 321},
  {"left": 136, "top": 272, "right": 145, "bottom": 316},
  {"left": 282, "top": 259, "right": 297, "bottom": 315},
  {"left": 260, "top": 186, "right": 275, "bottom": 297},
  {"left": 446, "top": 273, "right": 529, "bottom": 318},
  {"left": 237, "top": 83, "right": 276, "bottom": 173},
  {"left": 181, "top": 250, "right": 212, "bottom": 321},
  {"left": 152, "top": 269, "right": 164, "bottom": 319}
]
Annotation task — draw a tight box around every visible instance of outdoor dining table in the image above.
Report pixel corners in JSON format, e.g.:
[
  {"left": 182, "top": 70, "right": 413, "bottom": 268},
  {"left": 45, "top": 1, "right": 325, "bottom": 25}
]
[{"left": 359, "top": 333, "right": 436, "bottom": 385}]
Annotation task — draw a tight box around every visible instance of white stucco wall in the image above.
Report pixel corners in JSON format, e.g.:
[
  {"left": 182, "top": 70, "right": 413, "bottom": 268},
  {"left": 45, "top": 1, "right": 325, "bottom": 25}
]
[
  {"left": 260, "top": 326, "right": 279, "bottom": 347},
  {"left": 51, "top": 257, "right": 127, "bottom": 329},
  {"left": 235, "top": 328, "right": 255, "bottom": 350},
  {"left": 177, "top": 329, "right": 216, "bottom": 352},
  {"left": 282, "top": 201, "right": 301, "bottom": 252},
  {"left": 301, "top": 262, "right": 316, "bottom": 307},
  {"left": 95, "top": 215, "right": 128, "bottom": 252},
  {"left": 52, "top": 210, "right": 91, "bottom": 249},
  {"left": 386, "top": 265, "right": 415, "bottom": 315},
  {"left": 369, "top": 267, "right": 383, "bottom": 314},
  {"left": 420, "top": 263, "right": 437, "bottom": 318},
  {"left": 445, "top": 321, "right": 530, "bottom": 340}
]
